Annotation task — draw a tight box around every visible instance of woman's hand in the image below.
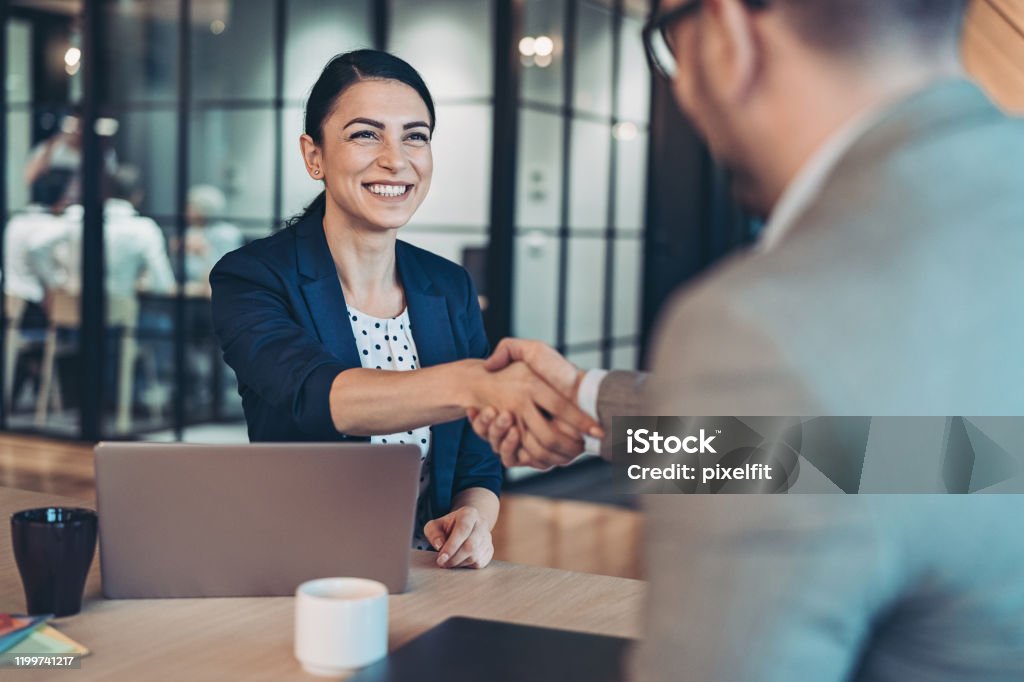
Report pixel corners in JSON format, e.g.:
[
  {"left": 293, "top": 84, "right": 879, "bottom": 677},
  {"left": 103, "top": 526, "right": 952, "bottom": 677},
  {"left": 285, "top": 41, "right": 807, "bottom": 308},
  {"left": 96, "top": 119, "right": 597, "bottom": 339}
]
[
  {"left": 423, "top": 506, "right": 494, "bottom": 569},
  {"left": 461, "top": 359, "right": 599, "bottom": 466},
  {"left": 461, "top": 339, "right": 602, "bottom": 468}
]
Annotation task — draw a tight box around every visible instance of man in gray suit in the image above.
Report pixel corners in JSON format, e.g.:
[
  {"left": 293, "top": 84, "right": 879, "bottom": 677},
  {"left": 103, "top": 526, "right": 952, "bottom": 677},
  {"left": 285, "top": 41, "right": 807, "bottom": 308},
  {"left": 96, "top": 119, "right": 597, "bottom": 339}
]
[{"left": 471, "top": 0, "right": 1024, "bottom": 679}]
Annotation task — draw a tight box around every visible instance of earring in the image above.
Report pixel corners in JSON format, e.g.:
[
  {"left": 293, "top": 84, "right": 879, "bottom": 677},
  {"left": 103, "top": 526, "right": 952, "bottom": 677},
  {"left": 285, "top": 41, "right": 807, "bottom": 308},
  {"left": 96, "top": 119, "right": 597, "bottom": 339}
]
[{"left": 313, "top": 169, "right": 321, "bottom": 176}]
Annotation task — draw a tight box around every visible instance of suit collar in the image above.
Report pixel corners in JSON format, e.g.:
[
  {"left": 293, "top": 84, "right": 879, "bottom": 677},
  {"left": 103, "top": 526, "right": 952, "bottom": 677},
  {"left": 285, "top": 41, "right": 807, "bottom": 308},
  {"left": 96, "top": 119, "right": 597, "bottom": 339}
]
[
  {"left": 836, "top": 78, "right": 998, "bottom": 174},
  {"left": 396, "top": 241, "right": 458, "bottom": 369},
  {"left": 395, "top": 240, "right": 437, "bottom": 298},
  {"left": 777, "top": 78, "right": 1000, "bottom": 247},
  {"left": 295, "top": 210, "right": 334, "bottom": 281},
  {"left": 295, "top": 211, "right": 361, "bottom": 368},
  {"left": 758, "top": 101, "right": 887, "bottom": 252}
]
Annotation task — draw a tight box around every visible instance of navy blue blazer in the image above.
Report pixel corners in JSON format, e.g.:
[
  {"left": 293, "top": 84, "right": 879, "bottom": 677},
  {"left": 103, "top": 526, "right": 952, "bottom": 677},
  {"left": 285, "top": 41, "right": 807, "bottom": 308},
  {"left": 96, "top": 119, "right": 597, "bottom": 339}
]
[{"left": 209, "top": 212, "right": 502, "bottom": 515}]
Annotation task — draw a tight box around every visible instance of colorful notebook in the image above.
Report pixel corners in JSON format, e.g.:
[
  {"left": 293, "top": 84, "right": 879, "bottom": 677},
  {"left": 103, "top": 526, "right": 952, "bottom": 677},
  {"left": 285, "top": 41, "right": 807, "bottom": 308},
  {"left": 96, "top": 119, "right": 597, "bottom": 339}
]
[
  {"left": 6, "top": 625, "right": 90, "bottom": 656},
  {"left": 0, "top": 614, "right": 49, "bottom": 652}
]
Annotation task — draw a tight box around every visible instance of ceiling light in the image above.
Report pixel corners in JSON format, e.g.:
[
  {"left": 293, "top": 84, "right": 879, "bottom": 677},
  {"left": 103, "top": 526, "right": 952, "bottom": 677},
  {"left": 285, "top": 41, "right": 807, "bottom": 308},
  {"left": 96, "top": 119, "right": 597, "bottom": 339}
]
[
  {"left": 534, "top": 36, "right": 554, "bottom": 57},
  {"left": 613, "top": 121, "right": 639, "bottom": 141}
]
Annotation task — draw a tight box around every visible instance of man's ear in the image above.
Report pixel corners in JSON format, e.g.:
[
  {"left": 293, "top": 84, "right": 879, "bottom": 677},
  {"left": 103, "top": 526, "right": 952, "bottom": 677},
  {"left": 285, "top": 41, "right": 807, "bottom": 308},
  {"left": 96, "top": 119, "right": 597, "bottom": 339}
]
[
  {"left": 299, "top": 134, "right": 322, "bottom": 180},
  {"left": 704, "top": 0, "right": 762, "bottom": 103}
]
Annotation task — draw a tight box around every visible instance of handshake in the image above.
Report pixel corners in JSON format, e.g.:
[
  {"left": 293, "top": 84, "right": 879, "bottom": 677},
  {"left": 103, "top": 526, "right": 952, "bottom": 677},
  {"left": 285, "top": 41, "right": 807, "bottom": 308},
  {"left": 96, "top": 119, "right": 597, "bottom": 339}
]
[{"left": 462, "top": 338, "right": 605, "bottom": 469}]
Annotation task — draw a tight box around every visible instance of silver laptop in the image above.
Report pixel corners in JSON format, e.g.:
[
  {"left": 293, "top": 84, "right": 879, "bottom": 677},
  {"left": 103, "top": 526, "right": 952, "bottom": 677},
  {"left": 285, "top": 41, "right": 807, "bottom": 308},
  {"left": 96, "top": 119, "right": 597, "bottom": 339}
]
[{"left": 94, "top": 442, "right": 422, "bottom": 598}]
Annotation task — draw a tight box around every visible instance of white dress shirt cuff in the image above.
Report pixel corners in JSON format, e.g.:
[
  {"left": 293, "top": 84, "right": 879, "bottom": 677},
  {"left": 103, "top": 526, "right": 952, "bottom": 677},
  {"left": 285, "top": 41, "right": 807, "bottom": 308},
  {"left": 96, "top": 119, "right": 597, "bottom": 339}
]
[{"left": 578, "top": 369, "right": 609, "bottom": 455}]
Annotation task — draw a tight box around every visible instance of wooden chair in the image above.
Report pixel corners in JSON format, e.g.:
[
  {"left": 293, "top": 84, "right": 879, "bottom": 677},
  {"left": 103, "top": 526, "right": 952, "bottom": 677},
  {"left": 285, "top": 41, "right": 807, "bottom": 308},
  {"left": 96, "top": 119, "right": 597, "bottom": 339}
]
[
  {"left": 34, "top": 291, "right": 150, "bottom": 432},
  {"left": 3, "top": 295, "right": 39, "bottom": 408}
]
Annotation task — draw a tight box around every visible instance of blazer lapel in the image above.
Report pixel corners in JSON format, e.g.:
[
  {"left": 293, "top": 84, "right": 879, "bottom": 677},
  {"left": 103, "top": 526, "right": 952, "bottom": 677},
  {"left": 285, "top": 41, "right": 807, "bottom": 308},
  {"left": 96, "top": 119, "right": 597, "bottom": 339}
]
[
  {"left": 396, "top": 241, "right": 462, "bottom": 513},
  {"left": 295, "top": 213, "right": 361, "bottom": 370},
  {"left": 397, "top": 241, "right": 458, "bottom": 368}
]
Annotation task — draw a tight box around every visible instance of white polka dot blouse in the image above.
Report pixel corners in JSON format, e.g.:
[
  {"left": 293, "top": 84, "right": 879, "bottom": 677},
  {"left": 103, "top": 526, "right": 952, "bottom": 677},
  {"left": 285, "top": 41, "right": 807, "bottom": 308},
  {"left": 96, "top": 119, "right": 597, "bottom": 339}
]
[{"left": 346, "top": 304, "right": 434, "bottom": 551}]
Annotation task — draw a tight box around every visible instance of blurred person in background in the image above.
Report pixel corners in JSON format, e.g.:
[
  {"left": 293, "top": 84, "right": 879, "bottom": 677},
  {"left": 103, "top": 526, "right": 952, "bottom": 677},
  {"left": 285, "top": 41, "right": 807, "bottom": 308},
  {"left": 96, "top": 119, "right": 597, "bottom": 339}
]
[
  {"left": 27, "top": 165, "right": 176, "bottom": 419},
  {"left": 28, "top": 165, "right": 174, "bottom": 299},
  {"left": 3, "top": 198, "right": 67, "bottom": 408},
  {"left": 179, "top": 185, "right": 243, "bottom": 294},
  {"left": 24, "top": 107, "right": 117, "bottom": 210},
  {"left": 172, "top": 184, "right": 244, "bottom": 410},
  {"left": 4, "top": 202, "right": 65, "bottom": 320}
]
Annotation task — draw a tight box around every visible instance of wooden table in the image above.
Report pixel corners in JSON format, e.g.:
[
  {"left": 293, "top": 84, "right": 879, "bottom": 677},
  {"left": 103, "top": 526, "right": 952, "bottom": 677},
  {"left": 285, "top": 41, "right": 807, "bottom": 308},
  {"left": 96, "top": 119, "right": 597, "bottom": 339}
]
[{"left": 1, "top": 487, "right": 645, "bottom": 681}]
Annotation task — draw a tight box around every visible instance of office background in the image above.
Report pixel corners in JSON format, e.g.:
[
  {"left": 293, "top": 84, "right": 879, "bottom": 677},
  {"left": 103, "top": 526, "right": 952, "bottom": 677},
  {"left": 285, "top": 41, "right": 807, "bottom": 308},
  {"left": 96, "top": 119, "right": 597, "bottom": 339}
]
[{"left": 0, "top": 0, "right": 1020, "bottom": 471}]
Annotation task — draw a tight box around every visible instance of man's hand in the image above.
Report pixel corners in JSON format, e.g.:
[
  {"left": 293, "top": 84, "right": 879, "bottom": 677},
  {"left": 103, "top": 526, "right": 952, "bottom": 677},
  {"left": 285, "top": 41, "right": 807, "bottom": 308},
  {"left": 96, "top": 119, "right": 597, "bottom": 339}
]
[
  {"left": 464, "top": 358, "right": 600, "bottom": 468},
  {"left": 467, "top": 339, "right": 602, "bottom": 469},
  {"left": 484, "top": 338, "right": 583, "bottom": 398},
  {"left": 467, "top": 362, "right": 585, "bottom": 463},
  {"left": 423, "top": 506, "right": 493, "bottom": 569}
]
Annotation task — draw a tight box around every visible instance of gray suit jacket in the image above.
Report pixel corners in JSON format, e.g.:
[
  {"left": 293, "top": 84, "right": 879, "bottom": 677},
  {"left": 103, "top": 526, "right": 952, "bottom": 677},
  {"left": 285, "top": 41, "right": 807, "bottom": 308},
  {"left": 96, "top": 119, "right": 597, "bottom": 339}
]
[{"left": 603, "top": 80, "right": 1024, "bottom": 680}]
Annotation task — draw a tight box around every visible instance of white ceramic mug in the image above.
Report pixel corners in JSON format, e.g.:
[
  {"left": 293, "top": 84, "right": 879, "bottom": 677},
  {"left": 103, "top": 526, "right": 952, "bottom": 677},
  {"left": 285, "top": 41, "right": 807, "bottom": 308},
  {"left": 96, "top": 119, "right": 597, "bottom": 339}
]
[{"left": 294, "top": 577, "right": 388, "bottom": 677}]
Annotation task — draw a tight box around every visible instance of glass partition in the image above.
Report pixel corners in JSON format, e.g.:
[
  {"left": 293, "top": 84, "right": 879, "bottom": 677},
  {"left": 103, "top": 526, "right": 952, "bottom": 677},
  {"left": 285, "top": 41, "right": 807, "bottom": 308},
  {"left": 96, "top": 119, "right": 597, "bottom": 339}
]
[
  {"left": 512, "top": 0, "right": 652, "bottom": 373},
  {"left": 4, "top": 3, "right": 86, "bottom": 435},
  {"left": 507, "top": 0, "right": 652, "bottom": 481},
  {"left": 1, "top": 0, "right": 653, "bottom": 444}
]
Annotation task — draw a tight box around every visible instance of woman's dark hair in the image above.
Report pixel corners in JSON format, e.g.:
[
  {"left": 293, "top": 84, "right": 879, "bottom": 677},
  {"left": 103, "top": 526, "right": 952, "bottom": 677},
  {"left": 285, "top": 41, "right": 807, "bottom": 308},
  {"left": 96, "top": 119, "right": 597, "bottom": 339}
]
[{"left": 287, "top": 49, "right": 436, "bottom": 227}]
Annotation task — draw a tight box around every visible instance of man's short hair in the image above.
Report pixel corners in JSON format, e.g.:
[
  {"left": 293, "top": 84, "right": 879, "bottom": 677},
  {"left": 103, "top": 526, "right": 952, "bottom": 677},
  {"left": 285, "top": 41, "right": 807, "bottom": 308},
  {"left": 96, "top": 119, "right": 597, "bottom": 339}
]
[
  {"left": 187, "top": 184, "right": 227, "bottom": 217},
  {"left": 109, "top": 165, "right": 141, "bottom": 201},
  {"left": 777, "top": 0, "right": 968, "bottom": 57}
]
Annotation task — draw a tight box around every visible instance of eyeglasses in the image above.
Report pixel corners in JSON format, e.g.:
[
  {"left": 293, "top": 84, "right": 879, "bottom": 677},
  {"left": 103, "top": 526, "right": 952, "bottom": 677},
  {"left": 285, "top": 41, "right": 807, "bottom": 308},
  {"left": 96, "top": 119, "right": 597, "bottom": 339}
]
[{"left": 642, "top": 0, "right": 769, "bottom": 80}]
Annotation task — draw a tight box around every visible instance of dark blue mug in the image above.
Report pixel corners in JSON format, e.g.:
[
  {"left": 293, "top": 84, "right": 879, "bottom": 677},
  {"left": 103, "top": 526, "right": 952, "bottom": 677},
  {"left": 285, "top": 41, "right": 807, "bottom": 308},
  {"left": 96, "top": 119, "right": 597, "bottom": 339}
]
[{"left": 11, "top": 507, "right": 98, "bottom": 617}]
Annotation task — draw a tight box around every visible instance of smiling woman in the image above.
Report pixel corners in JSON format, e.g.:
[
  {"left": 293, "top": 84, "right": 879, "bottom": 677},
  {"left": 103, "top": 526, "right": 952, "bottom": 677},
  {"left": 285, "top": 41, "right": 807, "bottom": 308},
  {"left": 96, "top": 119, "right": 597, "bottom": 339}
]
[
  {"left": 296, "top": 56, "right": 436, "bottom": 237},
  {"left": 209, "top": 50, "right": 600, "bottom": 570}
]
